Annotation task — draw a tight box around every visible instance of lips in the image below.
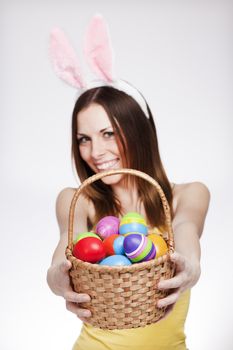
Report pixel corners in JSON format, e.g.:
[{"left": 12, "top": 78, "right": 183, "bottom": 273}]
[{"left": 95, "top": 159, "right": 119, "bottom": 171}]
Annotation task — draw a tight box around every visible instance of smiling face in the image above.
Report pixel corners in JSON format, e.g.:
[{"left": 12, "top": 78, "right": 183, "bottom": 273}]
[
  {"left": 77, "top": 103, "right": 125, "bottom": 186},
  {"left": 71, "top": 87, "right": 172, "bottom": 228}
]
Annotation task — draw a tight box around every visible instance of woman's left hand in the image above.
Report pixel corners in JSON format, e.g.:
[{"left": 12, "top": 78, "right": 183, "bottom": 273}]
[{"left": 157, "top": 251, "right": 201, "bottom": 316}]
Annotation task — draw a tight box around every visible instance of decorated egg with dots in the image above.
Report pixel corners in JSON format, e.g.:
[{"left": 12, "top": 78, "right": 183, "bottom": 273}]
[
  {"left": 73, "top": 237, "right": 106, "bottom": 263},
  {"left": 99, "top": 255, "right": 132, "bottom": 266},
  {"left": 148, "top": 233, "right": 168, "bottom": 258},
  {"left": 73, "top": 232, "right": 101, "bottom": 244},
  {"left": 96, "top": 216, "right": 120, "bottom": 239},
  {"left": 123, "top": 233, "right": 156, "bottom": 263},
  {"left": 119, "top": 212, "right": 148, "bottom": 236}
]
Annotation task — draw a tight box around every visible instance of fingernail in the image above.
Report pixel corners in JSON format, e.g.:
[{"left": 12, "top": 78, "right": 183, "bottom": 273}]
[
  {"left": 157, "top": 301, "right": 165, "bottom": 308},
  {"left": 83, "top": 311, "right": 91, "bottom": 317},
  {"left": 82, "top": 296, "right": 91, "bottom": 302},
  {"left": 79, "top": 297, "right": 90, "bottom": 303}
]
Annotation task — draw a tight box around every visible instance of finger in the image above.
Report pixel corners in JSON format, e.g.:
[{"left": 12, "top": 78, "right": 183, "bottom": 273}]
[
  {"left": 158, "top": 273, "right": 185, "bottom": 290},
  {"left": 59, "top": 260, "right": 72, "bottom": 273},
  {"left": 170, "top": 252, "right": 186, "bottom": 271},
  {"left": 63, "top": 291, "right": 91, "bottom": 303},
  {"left": 66, "top": 301, "right": 92, "bottom": 318},
  {"left": 157, "top": 290, "right": 180, "bottom": 308}
]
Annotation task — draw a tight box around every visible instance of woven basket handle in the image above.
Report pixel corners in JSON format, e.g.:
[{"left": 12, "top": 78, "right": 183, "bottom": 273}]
[{"left": 68, "top": 168, "right": 174, "bottom": 252}]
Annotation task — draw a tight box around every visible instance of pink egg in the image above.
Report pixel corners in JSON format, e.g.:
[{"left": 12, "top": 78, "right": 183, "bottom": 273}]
[{"left": 96, "top": 216, "right": 120, "bottom": 239}]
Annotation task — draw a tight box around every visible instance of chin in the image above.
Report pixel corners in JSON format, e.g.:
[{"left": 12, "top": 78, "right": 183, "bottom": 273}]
[{"left": 100, "top": 173, "right": 124, "bottom": 186}]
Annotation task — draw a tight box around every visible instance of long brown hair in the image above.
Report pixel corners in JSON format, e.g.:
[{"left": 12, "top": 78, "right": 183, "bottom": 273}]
[{"left": 71, "top": 85, "right": 173, "bottom": 228}]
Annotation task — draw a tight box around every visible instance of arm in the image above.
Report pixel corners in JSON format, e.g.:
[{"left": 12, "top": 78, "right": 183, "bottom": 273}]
[
  {"left": 46, "top": 188, "right": 92, "bottom": 320},
  {"left": 157, "top": 182, "right": 210, "bottom": 308}
]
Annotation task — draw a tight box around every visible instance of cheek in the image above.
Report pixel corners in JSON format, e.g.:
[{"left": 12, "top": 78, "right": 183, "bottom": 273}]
[
  {"left": 112, "top": 138, "right": 123, "bottom": 156},
  {"left": 115, "top": 135, "right": 127, "bottom": 162},
  {"left": 116, "top": 142, "right": 127, "bottom": 166},
  {"left": 113, "top": 143, "right": 121, "bottom": 155},
  {"left": 79, "top": 146, "right": 90, "bottom": 161}
]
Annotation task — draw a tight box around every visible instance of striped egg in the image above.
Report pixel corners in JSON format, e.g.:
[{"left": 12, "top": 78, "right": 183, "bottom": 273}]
[
  {"left": 119, "top": 212, "right": 148, "bottom": 236},
  {"left": 96, "top": 216, "right": 120, "bottom": 239},
  {"left": 123, "top": 233, "right": 156, "bottom": 263},
  {"left": 123, "top": 212, "right": 144, "bottom": 219}
]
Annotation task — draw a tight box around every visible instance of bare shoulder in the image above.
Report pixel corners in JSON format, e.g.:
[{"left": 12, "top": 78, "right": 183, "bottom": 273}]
[
  {"left": 55, "top": 187, "right": 95, "bottom": 235},
  {"left": 171, "top": 181, "right": 211, "bottom": 234},
  {"left": 173, "top": 181, "right": 210, "bottom": 203}
]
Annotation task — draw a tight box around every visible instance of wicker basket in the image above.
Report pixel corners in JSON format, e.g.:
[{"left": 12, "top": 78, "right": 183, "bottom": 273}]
[{"left": 65, "top": 168, "right": 175, "bottom": 330}]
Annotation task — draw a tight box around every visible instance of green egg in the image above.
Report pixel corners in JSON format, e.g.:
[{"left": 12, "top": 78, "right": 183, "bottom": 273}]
[
  {"left": 73, "top": 232, "right": 101, "bottom": 244},
  {"left": 120, "top": 212, "right": 147, "bottom": 226},
  {"left": 123, "top": 212, "right": 144, "bottom": 219}
]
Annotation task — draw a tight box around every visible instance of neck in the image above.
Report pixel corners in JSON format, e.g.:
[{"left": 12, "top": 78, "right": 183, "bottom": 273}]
[{"left": 111, "top": 182, "right": 142, "bottom": 215}]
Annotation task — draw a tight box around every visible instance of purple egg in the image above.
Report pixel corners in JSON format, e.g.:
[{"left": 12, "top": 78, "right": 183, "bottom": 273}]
[
  {"left": 143, "top": 243, "right": 156, "bottom": 261},
  {"left": 96, "top": 216, "right": 120, "bottom": 239},
  {"left": 123, "top": 233, "right": 145, "bottom": 254},
  {"left": 123, "top": 233, "right": 155, "bottom": 263}
]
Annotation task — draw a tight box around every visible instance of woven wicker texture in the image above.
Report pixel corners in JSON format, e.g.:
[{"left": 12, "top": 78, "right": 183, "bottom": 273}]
[{"left": 65, "top": 168, "right": 175, "bottom": 329}]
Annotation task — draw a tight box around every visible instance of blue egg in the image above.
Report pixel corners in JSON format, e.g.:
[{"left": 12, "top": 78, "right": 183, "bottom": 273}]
[
  {"left": 113, "top": 235, "right": 125, "bottom": 255},
  {"left": 119, "top": 222, "right": 148, "bottom": 235},
  {"left": 99, "top": 255, "right": 132, "bottom": 266}
]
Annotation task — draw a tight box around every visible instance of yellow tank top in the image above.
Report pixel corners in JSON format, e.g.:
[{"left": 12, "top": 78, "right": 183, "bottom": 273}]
[{"left": 73, "top": 289, "right": 191, "bottom": 350}]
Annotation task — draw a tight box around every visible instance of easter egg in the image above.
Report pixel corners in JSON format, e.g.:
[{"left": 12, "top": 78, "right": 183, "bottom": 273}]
[
  {"left": 73, "top": 232, "right": 101, "bottom": 244},
  {"left": 123, "top": 233, "right": 156, "bottom": 262},
  {"left": 148, "top": 234, "right": 168, "bottom": 258},
  {"left": 113, "top": 235, "right": 125, "bottom": 255},
  {"left": 73, "top": 237, "right": 106, "bottom": 263},
  {"left": 99, "top": 255, "right": 132, "bottom": 266},
  {"left": 120, "top": 212, "right": 146, "bottom": 224},
  {"left": 119, "top": 222, "right": 148, "bottom": 235},
  {"left": 96, "top": 216, "right": 120, "bottom": 239},
  {"left": 103, "top": 234, "right": 119, "bottom": 256},
  {"left": 120, "top": 217, "right": 146, "bottom": 225},
  {"left": 123, "top": 212, "right": 144, "bottom": 219},
  {"left": 119, "top": 212, "right": 148, "bottom": 236}
]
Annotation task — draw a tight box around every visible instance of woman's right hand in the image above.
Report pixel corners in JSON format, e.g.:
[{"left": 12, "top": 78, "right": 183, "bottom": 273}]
[{"left": 47, "top": 260, "right": 92, "bottom": 322}]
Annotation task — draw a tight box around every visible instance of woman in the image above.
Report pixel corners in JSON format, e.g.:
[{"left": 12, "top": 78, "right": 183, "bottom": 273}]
[{"left": 47, "top": 85, "right": 210, "bottom": 350}]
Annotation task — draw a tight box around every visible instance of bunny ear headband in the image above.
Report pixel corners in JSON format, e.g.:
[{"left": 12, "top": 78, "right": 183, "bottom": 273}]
[{"left": 49, "top": 14, "right": 150, "bottom": 118}]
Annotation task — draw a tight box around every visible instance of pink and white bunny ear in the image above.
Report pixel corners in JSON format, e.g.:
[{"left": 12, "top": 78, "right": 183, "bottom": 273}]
[
  {"left": 83, "top": 14, "right": 115, "bottom": 82},
  {"left": 49, "top": 27, "right": 86, "bottom": 88}
]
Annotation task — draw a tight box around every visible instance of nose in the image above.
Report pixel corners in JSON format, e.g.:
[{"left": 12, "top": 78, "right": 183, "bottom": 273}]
[{"left": 91, "top": 137, "right": 106, "bottom": 159}]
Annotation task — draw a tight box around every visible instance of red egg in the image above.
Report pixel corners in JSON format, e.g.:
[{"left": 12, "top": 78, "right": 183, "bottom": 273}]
[
  {"left": 73, "top": 237, "right": 106, "bottom": 263},
  {"left": 102, "top": 234, "right": 119, "bottom": 256}
]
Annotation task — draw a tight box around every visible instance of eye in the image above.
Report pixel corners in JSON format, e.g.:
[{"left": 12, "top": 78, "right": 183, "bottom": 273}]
[
  {"left": 103, "top": 131, "right": 115, "bottom": 138},
  {"left": 77, "top": 136, "right": 90, "bottom": 144}
]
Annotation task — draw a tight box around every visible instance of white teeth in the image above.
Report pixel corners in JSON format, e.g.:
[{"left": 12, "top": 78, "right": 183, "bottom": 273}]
[{"left": 96, "top": 159, "right": 119, "bottom": 171}]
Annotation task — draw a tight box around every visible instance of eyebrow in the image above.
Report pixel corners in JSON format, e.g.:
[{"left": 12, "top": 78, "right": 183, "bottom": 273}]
[{"left": 77, "top": 126, "right": 113, "bottom": 135}]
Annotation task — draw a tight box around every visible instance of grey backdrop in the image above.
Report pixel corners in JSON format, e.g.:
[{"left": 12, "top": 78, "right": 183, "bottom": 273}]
[{"left": 1, "top": 1, "right": 233, "bottom": 349}]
